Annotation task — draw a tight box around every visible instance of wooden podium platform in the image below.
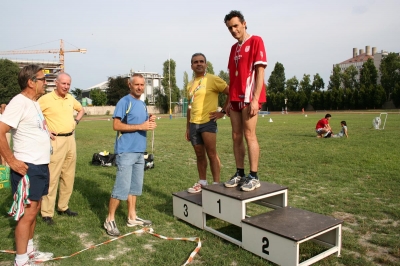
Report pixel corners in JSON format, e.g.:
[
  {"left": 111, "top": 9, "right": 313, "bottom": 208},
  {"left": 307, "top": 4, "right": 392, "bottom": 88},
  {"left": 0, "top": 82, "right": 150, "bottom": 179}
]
[
  {"left": 172, "top": 182, "right": 342, "bottom": 265},
  {"left": 173, "top": 191, "right": 203, "bottom": 229},
  {"left": 202, "top": 182, "right": 287, "bottom": 245},
  {"left": 242, "top": 207, "right": 342, "bottom": 266}
]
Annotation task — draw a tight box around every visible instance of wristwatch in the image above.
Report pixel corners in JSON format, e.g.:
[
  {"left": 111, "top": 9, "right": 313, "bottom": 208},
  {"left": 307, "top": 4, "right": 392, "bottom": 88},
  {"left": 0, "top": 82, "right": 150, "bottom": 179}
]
[
  {"left": 74, "top": 119, "right": 80, "bottom": 124},
  {"left": 220, "top": 109, "right": 226, "bottom": 114}
]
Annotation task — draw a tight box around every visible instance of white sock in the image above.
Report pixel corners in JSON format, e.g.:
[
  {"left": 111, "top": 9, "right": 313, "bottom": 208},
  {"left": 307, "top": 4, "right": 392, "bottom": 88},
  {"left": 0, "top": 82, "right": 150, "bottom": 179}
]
[
  {"left": 213, "top": 182, "right": 219, "bottom": 184},
  {"left": 15, "top": 254, "right": 29, "bottom": 266},
  {"left": 27, "top": 239, "right": 34, "bottom": 254},
  {"left": 198, "top": 180, "right": 208, "bottom": 186}
]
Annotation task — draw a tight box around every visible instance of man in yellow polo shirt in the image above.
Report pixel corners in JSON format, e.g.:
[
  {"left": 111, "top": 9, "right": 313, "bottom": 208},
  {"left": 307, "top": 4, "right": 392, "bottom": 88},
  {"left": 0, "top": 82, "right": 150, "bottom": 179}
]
[
  {"left": 38, "top": 72, "right": 85, "bottom": 225},
  {"left": 185, "top": 53, "right": 229, "bottom": 193}
]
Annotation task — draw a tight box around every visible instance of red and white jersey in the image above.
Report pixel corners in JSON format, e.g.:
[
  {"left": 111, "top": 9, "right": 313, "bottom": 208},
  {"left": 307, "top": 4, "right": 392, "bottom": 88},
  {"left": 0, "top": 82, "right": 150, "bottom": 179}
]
[{"left": 228, "top": 35, "right": 267, "bottom": 103}]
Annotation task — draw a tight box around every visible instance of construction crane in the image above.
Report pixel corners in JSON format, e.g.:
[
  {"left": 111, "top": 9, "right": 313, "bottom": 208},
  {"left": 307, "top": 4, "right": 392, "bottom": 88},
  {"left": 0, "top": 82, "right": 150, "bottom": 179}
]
[{"left": 0, "top": 39, "right": 86, "bottom": 72}]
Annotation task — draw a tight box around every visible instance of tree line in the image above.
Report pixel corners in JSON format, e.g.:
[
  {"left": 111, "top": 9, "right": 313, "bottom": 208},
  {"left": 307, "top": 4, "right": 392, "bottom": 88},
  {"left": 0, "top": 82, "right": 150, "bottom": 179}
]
[
  {"left": 1, "top": 54, "right": 399, "bottom": 111},
  {"left": 266, "top": 53, "right": 400, "bottom": 111}
]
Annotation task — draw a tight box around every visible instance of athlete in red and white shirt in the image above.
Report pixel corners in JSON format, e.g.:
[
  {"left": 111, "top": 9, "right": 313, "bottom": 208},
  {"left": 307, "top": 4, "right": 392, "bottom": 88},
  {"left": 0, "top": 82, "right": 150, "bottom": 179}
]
[
  {"left": 223, "top": 10, "right": 267, "bottom": 192},
  {"left": 228, "top": 35, "right": 267, "bottom": 103}
]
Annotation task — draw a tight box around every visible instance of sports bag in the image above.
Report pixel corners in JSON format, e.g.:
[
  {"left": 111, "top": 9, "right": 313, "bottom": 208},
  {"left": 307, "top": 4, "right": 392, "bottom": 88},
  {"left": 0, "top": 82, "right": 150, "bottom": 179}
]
[{"left": 91, "top": 152, "right": 116, "bottom": 167}]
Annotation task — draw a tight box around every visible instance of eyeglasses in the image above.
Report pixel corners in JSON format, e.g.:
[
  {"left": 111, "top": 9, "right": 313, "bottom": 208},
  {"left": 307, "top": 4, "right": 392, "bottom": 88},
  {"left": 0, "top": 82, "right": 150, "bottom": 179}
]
[{"left": 35, "top": 77, "right": 46, "bottom": 82}]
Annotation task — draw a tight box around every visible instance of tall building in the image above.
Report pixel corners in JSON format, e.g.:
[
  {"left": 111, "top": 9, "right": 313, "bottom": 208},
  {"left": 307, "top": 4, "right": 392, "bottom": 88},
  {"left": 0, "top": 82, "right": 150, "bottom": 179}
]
[
  {"left": 129, "top": 69, "right": 163, "bottom": 104},
  {"left": 8, "top": 59, "right": 62, "bottom": 92},
  {"left": 336, "top": 46, "right": 389, "bottom": 83},
  {"left": 82, "top": 70, "right": 163, "bottom": 104}
]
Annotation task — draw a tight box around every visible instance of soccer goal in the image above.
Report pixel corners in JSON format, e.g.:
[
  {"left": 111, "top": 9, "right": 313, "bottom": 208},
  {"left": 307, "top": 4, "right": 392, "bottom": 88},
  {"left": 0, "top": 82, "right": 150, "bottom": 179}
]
[{"left": 372, "top": 113, "right": 388, "bottom": 130}]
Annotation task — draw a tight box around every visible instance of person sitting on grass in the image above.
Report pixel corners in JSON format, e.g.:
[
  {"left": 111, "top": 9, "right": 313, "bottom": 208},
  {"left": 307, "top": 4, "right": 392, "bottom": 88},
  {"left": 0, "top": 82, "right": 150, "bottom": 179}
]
[
  {"left": 315, "top": 113, "right": 332, "bottom": 138},
  {"left": 332, "top": 121, "right": 348, "bottom": 138}
]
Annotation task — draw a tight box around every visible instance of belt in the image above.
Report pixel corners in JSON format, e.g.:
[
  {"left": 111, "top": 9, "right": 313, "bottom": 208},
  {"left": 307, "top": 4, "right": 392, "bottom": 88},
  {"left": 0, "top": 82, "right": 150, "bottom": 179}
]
[{"left": 57, "top": 132, "right": 74, "bottom": 137}]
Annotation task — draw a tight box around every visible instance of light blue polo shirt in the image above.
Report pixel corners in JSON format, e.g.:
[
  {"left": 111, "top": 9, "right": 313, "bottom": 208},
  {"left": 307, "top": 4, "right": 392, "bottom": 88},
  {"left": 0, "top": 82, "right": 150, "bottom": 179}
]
[{"left": 113, "top": 95, "right": 148, "bottom": 154}]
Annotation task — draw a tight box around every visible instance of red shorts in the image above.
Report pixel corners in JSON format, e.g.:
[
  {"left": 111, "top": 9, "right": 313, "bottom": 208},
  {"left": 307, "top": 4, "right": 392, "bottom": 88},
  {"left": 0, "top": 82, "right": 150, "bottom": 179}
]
[{"left": 229, "top": 101, "right": 263, "bottom": 112}]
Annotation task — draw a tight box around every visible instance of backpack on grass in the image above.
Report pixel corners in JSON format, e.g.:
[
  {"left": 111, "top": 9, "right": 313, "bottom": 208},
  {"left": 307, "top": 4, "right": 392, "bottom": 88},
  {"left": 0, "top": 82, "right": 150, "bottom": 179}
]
[{"left": 91, "top": 152, "right": 116, "bottom": 167}]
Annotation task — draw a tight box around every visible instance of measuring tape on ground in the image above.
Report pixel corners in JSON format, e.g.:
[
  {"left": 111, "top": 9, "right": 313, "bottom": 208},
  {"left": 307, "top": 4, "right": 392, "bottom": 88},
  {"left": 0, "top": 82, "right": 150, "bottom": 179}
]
[{"left": 1, "top": 227, "right": 201, "bottom": 266}]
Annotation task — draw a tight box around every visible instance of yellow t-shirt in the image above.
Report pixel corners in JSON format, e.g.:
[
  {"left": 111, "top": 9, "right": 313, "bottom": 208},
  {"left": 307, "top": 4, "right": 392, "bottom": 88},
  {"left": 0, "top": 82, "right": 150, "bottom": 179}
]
[
  {"left": 187, "top": 73, "right": 227, "bottom": 124},
  {"left": 38, "top": 90, "right": 83, "bottom": 134}
]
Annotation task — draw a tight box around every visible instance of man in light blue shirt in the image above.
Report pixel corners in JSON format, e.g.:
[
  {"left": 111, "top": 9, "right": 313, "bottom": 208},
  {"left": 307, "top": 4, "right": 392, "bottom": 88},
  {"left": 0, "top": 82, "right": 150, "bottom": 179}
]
[{"left": 103, "top": 74, "right": 157, "bottom": 236}]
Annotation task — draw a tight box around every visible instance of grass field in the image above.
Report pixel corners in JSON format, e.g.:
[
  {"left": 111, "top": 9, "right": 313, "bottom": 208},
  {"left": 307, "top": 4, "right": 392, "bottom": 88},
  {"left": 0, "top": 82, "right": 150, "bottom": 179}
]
[{"left": 0, "top": 111, "right": 399, "bottom": 266}]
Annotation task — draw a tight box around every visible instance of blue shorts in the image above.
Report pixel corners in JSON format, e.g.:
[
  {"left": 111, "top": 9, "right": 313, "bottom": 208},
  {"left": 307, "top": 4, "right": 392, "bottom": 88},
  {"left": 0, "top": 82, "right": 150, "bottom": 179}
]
[
  {"left": 11, "top": 163, "right": 49, "bottom": 201},
  {"left": 189, "top": 120, "right": 217, "bottom": 146},
  {"left": 111, "top": 152, "right": 145, "bottom": 200}
]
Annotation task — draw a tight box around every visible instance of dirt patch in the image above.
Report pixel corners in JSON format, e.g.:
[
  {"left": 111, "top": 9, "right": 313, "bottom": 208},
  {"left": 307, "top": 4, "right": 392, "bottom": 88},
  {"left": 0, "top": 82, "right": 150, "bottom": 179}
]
[
  {"left": 332, "top": 211, "right": 357, "bottom": 224},
  {"left": 72, "top": 232, "right": 95, "bottom": 248},
  {"left": 359, "top": 233, "right": 398, "bottom": 264},
  {"left": 143, "top": 244, "right": 155, "bottom": 252}
]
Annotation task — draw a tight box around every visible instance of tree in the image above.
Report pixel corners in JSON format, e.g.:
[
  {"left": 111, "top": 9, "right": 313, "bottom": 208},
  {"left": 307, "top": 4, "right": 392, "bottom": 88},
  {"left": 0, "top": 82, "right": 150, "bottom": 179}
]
[
  {"left": 285, "top": 88, "right": 299, "bottom": 110},
  {"left": 299, "top": 74, "right": 312, "bottom": 100},
  {"left": 218, "top": 70, "right": 229, "bottom": 108},
  {"left": 206, "top": 61, "right": 215, "bottom": 75},
  {"left": 153, "top": 87, "right": 168, "bottom": 113},
  {"left": 161, "top": 59, "right": 180, "bottom": 114},
  {"left": 71, "top": 88, "right": 83, "bottom": 100},
  {"left": 341, "top": 65, "right": 358, "bottom": 90},
  {"left": 267, "top": 62, "right": 285, "bottom": 93},
  {"left": 311, "top": 73, "right": 325, "bottom": 92},
  {"left": 0, "top": 59, "right": 20, "bottom": 104},
  {"left": 359, "top": 59, "right": 377, "bottom": 90},
  {"left": 107, "top": 76, "right": 129, "bottom": 105},
  {"left": 380, "top": 53, "right": 400, "bottom": 101},
  {"left": 309, "top": 91, "right": 323, "bottom": 110},
  {"left": 90, "top": 88, "right": 107, "bottom": 106},
  {"left": 328, "top": 65, "right": 341, "bottom": 90},
  {"left": 286, "top": 76, "right": 299, "bottom": 91},
  {"left": 182, "top": 71, "right": 189, "bottom": 99},
  {"left": 392, "top": 83, "right": 400, "bottom": 107}
]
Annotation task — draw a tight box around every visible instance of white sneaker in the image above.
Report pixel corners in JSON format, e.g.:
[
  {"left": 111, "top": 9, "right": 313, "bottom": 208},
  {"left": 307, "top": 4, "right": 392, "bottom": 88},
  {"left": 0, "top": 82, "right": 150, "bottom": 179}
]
[
  {"left": 28, "top": 250, "right": 53, "bottom": 262},
  {"left": 240, "top": 175, "right": 261, "bottom": 192},
  {"left": 104, "top": 220, "right": 121, "bottom": 236},
  {"left": 14, "top": 260, "right": 34, "bottom": 266},
  {"left": 187, "top": 183, "right": 202, "bottom": 193},
  {"left": 127, "top": 217, "right": 152, "bottom": 227}
]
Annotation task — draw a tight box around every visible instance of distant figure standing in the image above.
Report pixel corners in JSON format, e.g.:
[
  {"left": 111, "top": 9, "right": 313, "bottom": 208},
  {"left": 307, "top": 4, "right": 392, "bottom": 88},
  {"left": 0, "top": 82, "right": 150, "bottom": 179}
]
[
  {"left": 332, "top": 121, "right": 348, "bottom": 138},
  {"left": 223, "top": 10, "right": 268, "bottom": 192},
  {"left": 39, "top": 73, "right": 84, "bottom": 225},
  {"left": 315, "top": 114, "right": 332, "bottom": 138}
]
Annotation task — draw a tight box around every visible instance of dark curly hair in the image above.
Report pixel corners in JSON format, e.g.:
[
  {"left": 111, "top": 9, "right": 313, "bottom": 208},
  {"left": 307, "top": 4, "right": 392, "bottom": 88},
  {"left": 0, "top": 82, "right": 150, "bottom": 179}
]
[{"left": 224, "top": 10, "right": 247, "bottom": 29}]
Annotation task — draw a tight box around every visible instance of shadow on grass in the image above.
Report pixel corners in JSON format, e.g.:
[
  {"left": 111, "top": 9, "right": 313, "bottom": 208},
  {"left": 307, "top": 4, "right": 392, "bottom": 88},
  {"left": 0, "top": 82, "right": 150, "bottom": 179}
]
[
  {"left": 73, "top": 173, "right": 125, "bottom": 223},
  {"left": 143, "top": 183, "right": 174, "bottom": 217}
]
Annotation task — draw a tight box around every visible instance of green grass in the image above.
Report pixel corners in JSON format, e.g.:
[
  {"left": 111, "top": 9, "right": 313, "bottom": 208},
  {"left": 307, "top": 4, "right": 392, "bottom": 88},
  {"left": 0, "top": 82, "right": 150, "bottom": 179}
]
[{"left": 0, "top": 111, "right": 399, "bottom": 265}]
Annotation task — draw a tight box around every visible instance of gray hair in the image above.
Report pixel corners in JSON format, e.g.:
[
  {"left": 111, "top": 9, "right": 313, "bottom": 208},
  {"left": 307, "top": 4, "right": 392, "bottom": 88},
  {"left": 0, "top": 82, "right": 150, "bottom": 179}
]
[{"left": 56, "top": 72, "right": 71, "bottom": 81}]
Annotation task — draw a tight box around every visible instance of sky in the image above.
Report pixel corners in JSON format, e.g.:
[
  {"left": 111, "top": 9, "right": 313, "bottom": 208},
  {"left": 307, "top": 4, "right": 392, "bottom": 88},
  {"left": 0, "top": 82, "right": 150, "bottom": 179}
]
[{"left": 1, "top": 0, "right": 399, "bottom": 92}]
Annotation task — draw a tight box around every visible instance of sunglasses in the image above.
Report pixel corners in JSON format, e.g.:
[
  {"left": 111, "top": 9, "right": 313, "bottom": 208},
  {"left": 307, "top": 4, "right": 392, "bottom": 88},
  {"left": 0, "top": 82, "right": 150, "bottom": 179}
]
[{"left": 35, "top": 77, "right": 46, "bottom": 82}]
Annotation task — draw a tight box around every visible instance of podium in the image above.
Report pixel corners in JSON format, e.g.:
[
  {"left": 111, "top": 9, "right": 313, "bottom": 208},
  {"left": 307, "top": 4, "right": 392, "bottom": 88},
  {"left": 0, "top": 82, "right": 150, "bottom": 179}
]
[
  {"left": 202, "top": 182, "right": 287, "bottom": 245},
  {"left": 242, "top": 207, "right": 342, "bottom": 266},
  {"left": 172, "top": 182, "right": 342, "bottom": 265}
]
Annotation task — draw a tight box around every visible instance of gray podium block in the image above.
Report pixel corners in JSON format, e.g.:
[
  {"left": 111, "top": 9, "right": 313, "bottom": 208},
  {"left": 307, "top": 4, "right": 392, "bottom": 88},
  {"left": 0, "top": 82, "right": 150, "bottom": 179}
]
[
  {"left": 242, "top": 207, "right": 343, "bottom": 266},
  {"left": 172, "top": 191, "right": 204, "bottom": 229}
]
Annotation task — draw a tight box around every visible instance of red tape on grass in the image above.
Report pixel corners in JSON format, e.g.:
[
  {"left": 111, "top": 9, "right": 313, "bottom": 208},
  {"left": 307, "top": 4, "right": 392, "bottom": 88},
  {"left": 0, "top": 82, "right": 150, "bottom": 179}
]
[{"left": 1, "top": 227, "right": 201, "bottom": 266}]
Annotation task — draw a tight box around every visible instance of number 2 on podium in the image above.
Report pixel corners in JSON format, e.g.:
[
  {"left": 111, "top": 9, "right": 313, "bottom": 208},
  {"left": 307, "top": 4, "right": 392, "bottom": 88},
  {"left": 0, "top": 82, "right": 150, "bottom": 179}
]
[{"left": 262, "top": 237, "right": 270, "bottom": 255}]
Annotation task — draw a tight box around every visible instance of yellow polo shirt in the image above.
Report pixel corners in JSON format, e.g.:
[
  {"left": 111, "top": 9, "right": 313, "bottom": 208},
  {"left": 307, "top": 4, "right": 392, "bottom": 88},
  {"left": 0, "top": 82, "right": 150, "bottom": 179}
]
[
  {"left": 187, "top": 74, "right": 227, "bottom": 124},
  {"left": 38, "top": 90, "right": 83, "bottom": 134}
]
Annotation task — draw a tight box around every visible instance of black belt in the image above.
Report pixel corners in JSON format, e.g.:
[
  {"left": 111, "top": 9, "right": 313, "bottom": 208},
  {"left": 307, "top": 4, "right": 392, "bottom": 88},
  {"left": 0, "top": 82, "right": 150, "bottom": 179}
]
[{"left": 57, "top": 132, "right": 73, "bottom": 137}]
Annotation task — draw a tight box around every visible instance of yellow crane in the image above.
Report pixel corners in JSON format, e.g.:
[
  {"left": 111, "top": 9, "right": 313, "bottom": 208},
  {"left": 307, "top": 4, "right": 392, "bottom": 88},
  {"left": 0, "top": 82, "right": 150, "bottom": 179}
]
[{"left": 0, "top": 39, "right": 86, "bottom": 72}]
